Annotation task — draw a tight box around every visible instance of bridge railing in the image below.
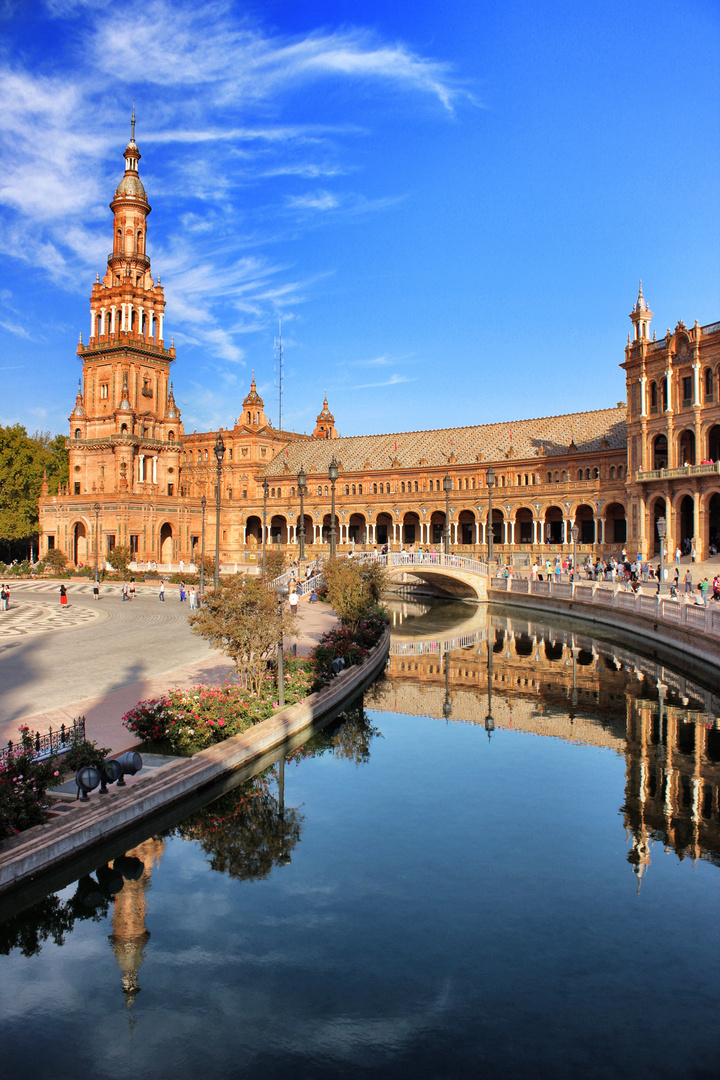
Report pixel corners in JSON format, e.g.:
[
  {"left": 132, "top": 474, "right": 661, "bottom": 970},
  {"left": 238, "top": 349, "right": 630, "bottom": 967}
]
[
  {"left": 492, "top": 576, "right": 720, "bottom": 641},
  {"left": 385, "top": 552, "right": 489, "bottom": 575}
]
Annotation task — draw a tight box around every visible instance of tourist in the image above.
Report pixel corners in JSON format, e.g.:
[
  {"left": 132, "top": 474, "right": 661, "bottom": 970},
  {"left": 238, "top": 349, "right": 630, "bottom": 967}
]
[
  {"left": 289, "top": 588, "right": 299, "bottom": 615},
  {"left": 712, "top": 576, "right": 720, "bottom": 602},
  {"left": 122, "top": 581, "right": 129, "bottom": 601},
  {"left": 684, "top": 569, "right": 693, "bottom": 594},
  {"left": 675, "top": 547, "right": 681, "bottom": 565},
  {"left": 189, "top": 586, "right": 197, "bottom": 609},
  {"left": 701, "top": 578, "right": 709, "bottom": 606},
  {"left": 691, "top": 544, "right": 696, "bottom": 563},
  {"left": 179, "top": 581, "right": 186, "bottom": 602},
  {"left": 59, "top": 583, "right": 68, "bottom": 608},
  {"left": 0, "top": 583, "right": 8, "bottom": 611},
  {"left": 159, "top": 580, "right": 165, "bottom": 602}
]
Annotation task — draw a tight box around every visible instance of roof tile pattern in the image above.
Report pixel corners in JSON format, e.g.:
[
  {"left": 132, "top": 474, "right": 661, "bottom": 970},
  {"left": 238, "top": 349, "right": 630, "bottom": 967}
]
[{"left": 266, "top": 406, "right": 627, "bottom": 476}]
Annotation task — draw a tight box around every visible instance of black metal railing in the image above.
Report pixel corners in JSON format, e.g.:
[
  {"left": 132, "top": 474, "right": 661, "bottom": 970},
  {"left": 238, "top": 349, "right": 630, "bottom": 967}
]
[{"left": 1, "top": 716, "right": 86, "bottom": 768}]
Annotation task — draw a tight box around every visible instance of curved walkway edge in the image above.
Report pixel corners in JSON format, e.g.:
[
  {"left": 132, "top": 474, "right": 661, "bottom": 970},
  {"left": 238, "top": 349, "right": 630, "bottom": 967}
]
[
  {"left": 0, "top": 628, "right": 391, "bottom": 899},
  {"left": 489, "top": 586, "right": 720, "bottom": 672}
]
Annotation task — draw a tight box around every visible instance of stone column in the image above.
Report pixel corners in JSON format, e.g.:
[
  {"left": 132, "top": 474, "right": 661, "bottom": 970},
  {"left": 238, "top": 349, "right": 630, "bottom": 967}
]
[{"left": 640, "top": 375, "right": 647, "bottom": 417}]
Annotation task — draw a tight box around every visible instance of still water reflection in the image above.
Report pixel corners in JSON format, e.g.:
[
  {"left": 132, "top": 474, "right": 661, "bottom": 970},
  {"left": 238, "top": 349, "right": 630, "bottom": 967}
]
[{"left": 1, "top": 601, "right": 719, "bottom": 1079}]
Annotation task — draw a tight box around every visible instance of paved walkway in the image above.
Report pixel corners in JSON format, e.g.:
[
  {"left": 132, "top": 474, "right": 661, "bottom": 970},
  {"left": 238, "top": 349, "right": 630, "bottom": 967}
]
[{"left": 0, "top": 581, "right": 337, "bottom": 756}]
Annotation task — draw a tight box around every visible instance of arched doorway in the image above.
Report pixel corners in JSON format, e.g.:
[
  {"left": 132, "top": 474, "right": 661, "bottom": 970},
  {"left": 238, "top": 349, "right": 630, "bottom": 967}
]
[
  {"left": 293, "top": 514, "right": 313, "bottom": 548},
  {"left": 604, "top": 503, "right": 626, "bottom": 545},
  {"left": 375, "top": 512, "right": 393, "bottom": 547},
  {"left": 708, "top": 425, "right": 720, "bottom": 462},
  {"left": 349, "top": 513, "right": 367, "bottom": 546},
  {"left": 245, "top": 515, "right": 262, "bottom": 546},
  {"left": 458, "top": 509, "right": 476, "bottom": 546},
  {"left": 678, "top": 429, "right": 695, "bottom": 466},
  {"left": 73, "top": 522, "right": 87, "bottom": 566},
  {"left": 402, "top": 511, "right": 419, "bottom": 546},
  {"left": 544, "top": 506, "right": 563, "bottom": 545},
  {"left": 575, "top": 504, "right": 595, "bottom": 544},
  {"left": 515, "top": 507, "right": 533, "bottom": 545},
  {"left": 490, "top": 508, "right": 503, "bottom": 546},
  {"left": 708, "top": 493, "right": 720, "bottom": 552},
  {"left": 430, "top": 510, "right": 446, "bottom": 546},
  {"left": 270, "top": 515, "right": 288, "bottom": 545},
  {"left": 678, "top": 494, "right": 694, "bottom": 548},
  {"left": 159, "top": 523, "right": 173, "bottom": 563},
  {"left": 652, "top": 434, "right": 668, "bottom": 470}
]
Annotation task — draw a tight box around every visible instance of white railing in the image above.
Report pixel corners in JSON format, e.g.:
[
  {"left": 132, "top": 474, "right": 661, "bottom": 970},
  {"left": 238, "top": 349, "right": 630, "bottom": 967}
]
[{"left": 493, "top": 576, "right": 720, "bottom": 641}]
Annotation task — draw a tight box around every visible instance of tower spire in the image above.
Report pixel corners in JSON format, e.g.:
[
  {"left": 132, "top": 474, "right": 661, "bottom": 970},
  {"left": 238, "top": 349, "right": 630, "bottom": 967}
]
[{"left": 131, "top": 103, "right": 136, "bottom": 143}]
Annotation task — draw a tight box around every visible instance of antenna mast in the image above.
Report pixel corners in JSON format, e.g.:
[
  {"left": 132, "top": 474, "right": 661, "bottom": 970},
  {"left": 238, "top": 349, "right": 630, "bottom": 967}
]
[{"left": 274, "top": 320, "right": 283, "bottom": 432}]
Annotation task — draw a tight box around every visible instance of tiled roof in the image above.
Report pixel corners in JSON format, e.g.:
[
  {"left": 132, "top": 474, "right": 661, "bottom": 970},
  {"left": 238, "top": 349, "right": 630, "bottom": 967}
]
[{"left": 264, "top": 405, "right": 627, "bottom": 476}]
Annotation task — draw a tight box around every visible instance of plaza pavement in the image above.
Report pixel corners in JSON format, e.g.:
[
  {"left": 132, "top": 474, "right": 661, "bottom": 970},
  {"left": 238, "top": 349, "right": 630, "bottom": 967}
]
[{"left": 0, "top": 581, "right": 337, "bottom": 756}]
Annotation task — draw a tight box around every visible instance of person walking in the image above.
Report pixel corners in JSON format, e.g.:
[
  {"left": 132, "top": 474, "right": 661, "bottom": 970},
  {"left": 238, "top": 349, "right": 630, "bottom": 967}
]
[
  {"left": 701, "top": 578, "right": 709, "bottom": 606},
  {"left": 122, "top": 581, "right": 129, "bottom": 601},
  {"left": 59, "top": 583, "right": 68, "bottom": 608},
  {"left": 684, "top": 569, "right": 693, "bottom": 594},
  {"left": 129, "top": 578, "right": 136, "bottom": 600},
  {"left": 289, "top": 588, "right": 299, "bottom": 616},
  {"left": 92, "top": 579, "right": 99, "bottom": 600},
  {"left": 189, "top": 586, "right": 197, "bottom": 609},
  {"left": 1, "top": 583, "right": 8, "bottom": 611},
  {"left": 159, "top": 580, "right": 165, "bottom": 602},
  {"left": 675, "top": 547, "right": 681, "bottom": 566},
  {"left": 179, "top": 581, "right": 186, "bottom": 602}
]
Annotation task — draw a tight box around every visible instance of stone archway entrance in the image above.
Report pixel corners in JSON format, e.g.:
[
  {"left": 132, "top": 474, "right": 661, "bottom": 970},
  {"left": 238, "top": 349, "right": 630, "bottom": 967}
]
[
  {"left": 160, "top": 523, "right": 173, "bottom": 563},
  {"left": 678, "top": 494, "right": 694, "bottom": 548},
  {"left": 73, "top": 522, "right": 87, "bottom": 566}
]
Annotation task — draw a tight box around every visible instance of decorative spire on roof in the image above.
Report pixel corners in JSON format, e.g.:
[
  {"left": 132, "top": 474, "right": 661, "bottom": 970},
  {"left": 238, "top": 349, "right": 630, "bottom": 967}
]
[
  {"left": 313, "top": 392, "right": 338, "bottom": 439},
  {"left": 71, "top": 379, "right": 85, "bottom": 417},
  {"left": 630, "top": 280, "right": 652, "bottom": 342},
  {"left": 166, "top": 381, "right": 179, "bottom": 419}
]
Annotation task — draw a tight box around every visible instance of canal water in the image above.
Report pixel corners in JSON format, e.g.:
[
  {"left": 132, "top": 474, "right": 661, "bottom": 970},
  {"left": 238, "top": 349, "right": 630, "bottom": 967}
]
[{"left": 1, "top": 600, "right": 719, "bottom": 1079}]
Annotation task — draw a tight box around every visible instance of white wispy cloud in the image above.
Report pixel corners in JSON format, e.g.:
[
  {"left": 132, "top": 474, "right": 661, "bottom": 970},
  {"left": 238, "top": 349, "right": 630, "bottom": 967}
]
[
  {"left": 287, "top": 190, "right": 339, "bottom": 212},
  {"left": 351, "top": 374, "right": 415, "bottom": 389}
]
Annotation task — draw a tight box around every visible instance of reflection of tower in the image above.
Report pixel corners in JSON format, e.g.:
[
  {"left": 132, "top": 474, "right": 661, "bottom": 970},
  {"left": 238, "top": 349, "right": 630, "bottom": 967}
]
[{"left": 108, "top": 838, "right": 164, "bottom": 1006}]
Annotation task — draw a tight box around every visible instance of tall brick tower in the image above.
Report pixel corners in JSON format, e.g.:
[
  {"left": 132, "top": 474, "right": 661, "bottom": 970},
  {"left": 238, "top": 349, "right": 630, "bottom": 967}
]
[{"left": 70, "top": 110, "right": 182, "bottom": 502}]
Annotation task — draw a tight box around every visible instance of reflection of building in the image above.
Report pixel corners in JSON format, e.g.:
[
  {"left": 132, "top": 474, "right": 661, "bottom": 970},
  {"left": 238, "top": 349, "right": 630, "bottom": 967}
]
[
  {"left": 108, "top": 838, "right": 164, "bottom": 1004},
  {"left": 38, "top": 123, "right": 720, "bottom": 565},
  {"left": 371, "top": 613, "right": 720, "bottom": 871}
]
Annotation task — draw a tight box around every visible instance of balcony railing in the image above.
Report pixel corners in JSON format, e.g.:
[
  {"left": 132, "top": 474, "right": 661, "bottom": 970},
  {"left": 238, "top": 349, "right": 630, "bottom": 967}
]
[
  {"left": 107, "top": 250, "right": 151, "bottom": 269},
  {"left": 635, "top": 462, "right": 720, "bottom": 482}
]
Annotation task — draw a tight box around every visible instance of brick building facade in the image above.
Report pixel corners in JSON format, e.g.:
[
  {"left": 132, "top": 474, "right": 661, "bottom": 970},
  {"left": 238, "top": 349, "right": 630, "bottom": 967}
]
[{"left": 39, "top": 129, "right": 720, "bottom": 567}]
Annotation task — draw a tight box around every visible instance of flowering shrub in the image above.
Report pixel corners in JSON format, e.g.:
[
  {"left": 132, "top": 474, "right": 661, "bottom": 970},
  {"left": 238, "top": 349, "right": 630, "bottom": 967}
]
[
  {"left": 0, "top": 727, "right": 61, "bottom": 838},
  {"left": 309, "top": 606, "right": 389, "bottom": 690},
  {"left": 122, "top": 659, "right": 314, "bottom": 755}
]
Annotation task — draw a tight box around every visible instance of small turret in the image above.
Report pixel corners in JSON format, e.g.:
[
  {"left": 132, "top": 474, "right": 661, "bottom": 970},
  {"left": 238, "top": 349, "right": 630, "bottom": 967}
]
[
  {"left": 312, "top": 392, "right": 338, "bottom": 439},
  {"left": 240, "top": 373, "right": 268, "bottom": 428},
  {"left": 630, "top": 280, "right": 653, "bottom": 342}
]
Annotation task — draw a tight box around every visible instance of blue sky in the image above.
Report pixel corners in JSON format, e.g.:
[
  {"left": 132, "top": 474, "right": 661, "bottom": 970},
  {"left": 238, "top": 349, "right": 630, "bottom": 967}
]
[{"left": 1, "top": 0, "right": 718, "bottom": 439}]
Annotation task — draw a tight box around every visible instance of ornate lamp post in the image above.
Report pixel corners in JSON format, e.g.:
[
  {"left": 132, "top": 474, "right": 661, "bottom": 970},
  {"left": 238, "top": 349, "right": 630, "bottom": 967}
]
[
  {"left": 93, "top": 502, "right": 100, "bottom": 586},
  {"left": 571, "top": 523, "right": 579, "bottom": 582},
  {"left": 262, "top": 478, "right": 269, "bottom": 577},
  {"left": 443, "top": 473, "right": 453, "bottom": 555},
  {"left": 276, "top": 583, "right": 289, "bottom": 706},
  {"left": 213, "top": 432, "right": 225, "bottom": 590},
  {"left": 328, "top": 456, "right": 339, "bottom": 556},
  {"left": 297, "top": 466, "right": 307, "bottom": 562},
  {"left": 486, "top": 467, "right": 496, "bottom": 567},
  {"left": 485, "top": 624, "right": 495, "bottom": 739},
  {"left": 657, "top": 515, "right": 666, "bottom": 593},
  {"left": 200, "top": 495, "right": 207, "bottom": 600}
]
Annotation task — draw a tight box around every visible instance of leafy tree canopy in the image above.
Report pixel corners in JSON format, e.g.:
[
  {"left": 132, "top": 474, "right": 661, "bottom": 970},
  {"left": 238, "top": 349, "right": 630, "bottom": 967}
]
[{"left": 0, "top": 424, "right": 68, "bottom": 558}]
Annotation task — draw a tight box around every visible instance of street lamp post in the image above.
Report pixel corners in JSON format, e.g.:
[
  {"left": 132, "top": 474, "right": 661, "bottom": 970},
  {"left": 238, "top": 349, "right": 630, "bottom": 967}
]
[
  {"left": 657, "top": 515, "right": 666, "bottom": 594},
  {"left": 93, "top": 502, "right": 100, "bottom": 586},
  {"left": 199, "top": 495, "right": 207, "bottom": 600},
  {"left": 276, "top": 583, "right": 289, "bottom": 707},
  {"left": 262, "top": 478, "right": 269, "bottom": 578},
  {"left": 443, "top": 474, "right": 453, "bottom": 556},
  {"left": 297, "top": 467, "right": 307, "bottom": 562},
  {"left": 571, "top": 523, "right": 579, "bottom": 584},
  {"left": 486, "top": 621, "right": 495, "bottom": 739},
  {"left": 213, "top": 432, "right": 225, "bottom": 590},
  {"left": 486, "top": 467, "right": 496, "bottom": 568},
  {"left": 328, "top": 456, "right": 338, "bottom": 556}
]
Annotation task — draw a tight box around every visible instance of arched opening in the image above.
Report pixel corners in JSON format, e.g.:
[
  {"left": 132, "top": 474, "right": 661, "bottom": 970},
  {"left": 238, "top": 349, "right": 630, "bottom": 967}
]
[
  {"left": 605, "top": 502, "right": 626, "bottom": 545},
  {"left": 73, "top": 521, "right": 87, "bottom": 566},
  {"left": 708, "top": 493, "right": 720, "bottom": 552},
  {"left": 544, "top": 637, "right": 564, "bottom": 662},
  {"left": 678, "top": 429, "right": 695, "bottom": 466},
  {"left": 515, "top": 507, "right": 533, "bottom": 545},
  {"left": 575, "top": 503, "right": 595, "bottom": 544},
  {"left": 270, "top": 515, "right": 288, "bottom": 545},
  {"left": 74, "top": 428, "right": 81, "bottom": 439},
  {"left": 245, "top": 515, "right": 262, "bottom": 546},
  {"left": 707, "top": 425, "right": 720, "bottom": 462},
  {"left": 705, "top": 368, "right": 714, "bottom": 402},
  {"left": 402, "top": 511, "right": 419, "bottom": 546},
  {"left": 544, "top": 506, "right": 564, "bottom": 545},
  {"left": 490, "top": 508, "right": 503, "bottom": 546},
  {"left": 514, "top": 633, "right": 533, "bottom": 657},
  {"left": 650, "top": 381, "right": 658, "bottom": 412},
  {"left": 137, "top": 230, "right": 144, "bottom": 253},
  {"left": 651, "top": 499, "right": 666, "bottom": 556},
  {"left": 375, "top": 512, "right": 393, "bottom": 546},
  {"left": 349, "top": 513, "right": 366, "bottom": 545},
  {"left": 458, "top": 509, "right": 475, "bottom": 546},
  {"left": 293, "top": 513, "right": 313, "bottom": 547},
  {"left": 159, "top": 522, "right": 173, "bottom": 563},
  {"left": 430, "top": 510, "right": 446, "bottom": 546},
  {"left": 678, "top": 494, "right": 694, "bottom": 547},
  {"left": 652, "top": 434, "right": 668, "bottom": 470}
]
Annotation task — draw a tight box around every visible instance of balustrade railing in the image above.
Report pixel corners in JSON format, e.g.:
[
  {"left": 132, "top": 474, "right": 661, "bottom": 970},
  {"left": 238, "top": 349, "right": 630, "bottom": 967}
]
[{"left": 1, "top": 717, "right": 85, "bottom": 769}]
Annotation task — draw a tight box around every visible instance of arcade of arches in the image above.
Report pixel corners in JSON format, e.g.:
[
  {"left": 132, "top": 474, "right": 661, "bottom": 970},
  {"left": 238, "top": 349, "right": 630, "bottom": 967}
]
[{"left": 37, "top": 130, "right": 720, "bottom": 566}]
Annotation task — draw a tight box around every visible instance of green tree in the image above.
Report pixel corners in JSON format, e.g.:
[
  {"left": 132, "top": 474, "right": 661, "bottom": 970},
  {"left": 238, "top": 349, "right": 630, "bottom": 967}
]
[
  {"left": 263, "top": 548, "right": 286, "bottom": 582},
  {"left": 189, "top": 575, "right": 299, "bottom": 692},
  {"left": 322, "top": 556, "right": 388, "bottom": 631},
  {"left": 107, "top": 545, "right": 131, "bottom": 574},
  {"left": 44, "top": 548, "right": 68, "bottom": 575},
  {"left": 0, "top": 425, "right": 68, "bottom": 561}
]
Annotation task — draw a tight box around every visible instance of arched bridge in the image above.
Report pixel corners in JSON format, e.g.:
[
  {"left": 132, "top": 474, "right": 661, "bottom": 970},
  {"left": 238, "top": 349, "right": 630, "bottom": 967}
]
[{"left": 372, "top": 551, "right": 489, "bottom": 601}]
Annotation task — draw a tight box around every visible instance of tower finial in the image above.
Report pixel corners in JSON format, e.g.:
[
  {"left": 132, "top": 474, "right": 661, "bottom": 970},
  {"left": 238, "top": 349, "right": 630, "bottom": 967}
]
[{"left": 131, "top": 102, "right": 136, "bottom": 142}]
